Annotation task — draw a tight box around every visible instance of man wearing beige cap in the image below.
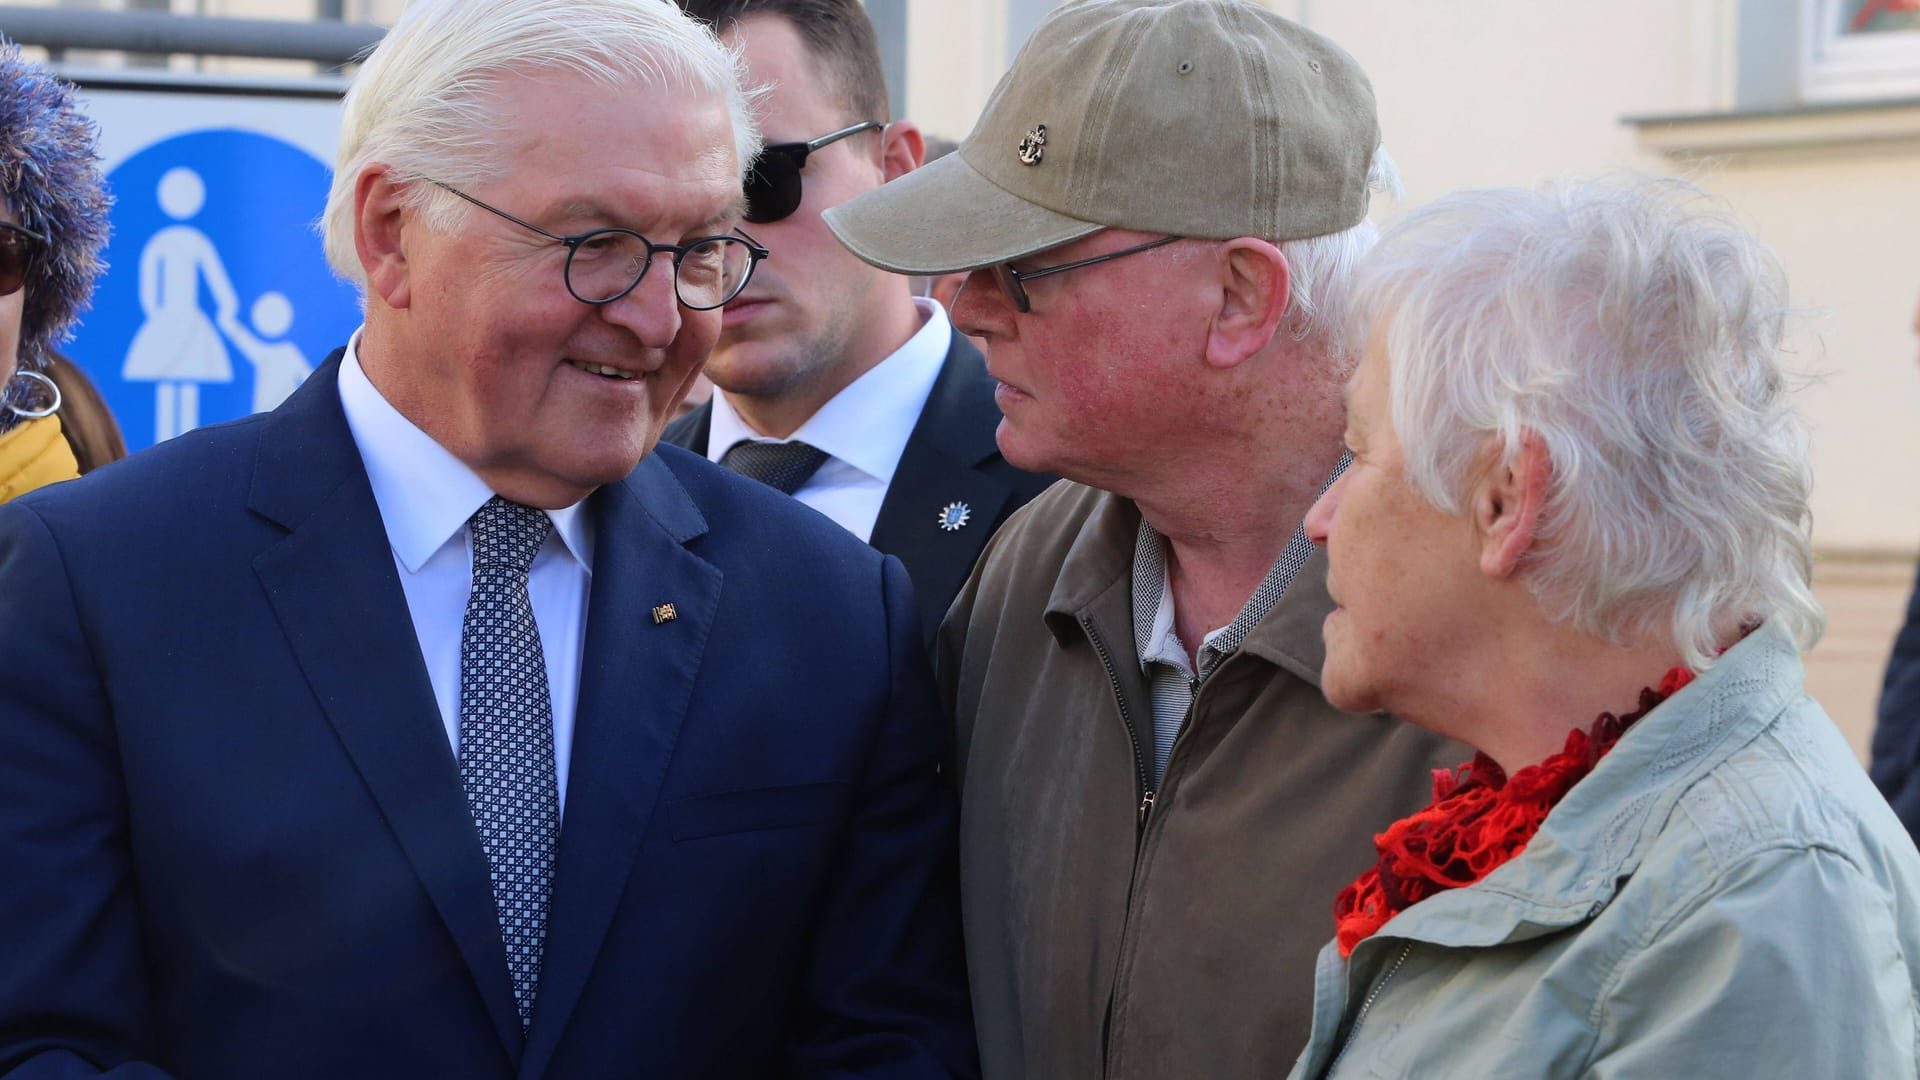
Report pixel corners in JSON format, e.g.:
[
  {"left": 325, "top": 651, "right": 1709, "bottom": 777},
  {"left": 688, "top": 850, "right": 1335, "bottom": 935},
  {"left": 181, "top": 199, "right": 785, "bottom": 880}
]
[{"left": 826, "top": 1, "right": 1461, "bottom": 1076}]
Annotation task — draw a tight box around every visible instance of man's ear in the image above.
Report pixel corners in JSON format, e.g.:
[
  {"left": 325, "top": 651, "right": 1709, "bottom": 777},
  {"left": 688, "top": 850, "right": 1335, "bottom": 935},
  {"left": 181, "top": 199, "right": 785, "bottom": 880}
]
[
  {"left": 1477, "top": 428, "right": 1552, "bottom": 579},
  {"left": 1204, "top": 238, "right": 1289, "bottom": 370},
  {"left": 354, "top": 165, "right": 412, "bottom": 310},
  {"left": 879, "top": 119, "right": 925, "bottom": 182}
]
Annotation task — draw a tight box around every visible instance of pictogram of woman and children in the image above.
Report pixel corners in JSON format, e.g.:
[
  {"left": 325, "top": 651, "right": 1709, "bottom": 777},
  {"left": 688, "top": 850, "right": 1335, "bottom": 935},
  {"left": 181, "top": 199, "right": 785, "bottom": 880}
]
[{"left": 121, "top": 166, "right": 313, "bottom": 442}]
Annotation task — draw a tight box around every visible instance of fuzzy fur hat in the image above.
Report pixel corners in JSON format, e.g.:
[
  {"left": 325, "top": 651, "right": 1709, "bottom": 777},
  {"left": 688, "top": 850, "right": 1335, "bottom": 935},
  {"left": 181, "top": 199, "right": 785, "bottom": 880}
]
[{"left": 0, "top": 37, "right": 112, "bottom": 380}]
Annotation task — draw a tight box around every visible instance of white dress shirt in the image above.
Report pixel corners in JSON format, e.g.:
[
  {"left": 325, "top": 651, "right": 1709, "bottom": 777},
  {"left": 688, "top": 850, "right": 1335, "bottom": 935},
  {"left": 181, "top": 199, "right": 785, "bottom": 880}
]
[
  {"left": 337, "top": 333, "right": 593, "bottom": 814},
  {"left": 706, "top": 298, "right": 951, "bottom": 542}
]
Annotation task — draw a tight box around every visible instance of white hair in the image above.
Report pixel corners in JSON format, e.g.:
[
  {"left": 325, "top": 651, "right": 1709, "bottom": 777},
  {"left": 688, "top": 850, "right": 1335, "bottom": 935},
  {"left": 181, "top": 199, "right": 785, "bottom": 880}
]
[
  {"left": 1349, "top": 174, "right": 1824, "bottom": 670},
  {"left": 1276, "top": 145, "right": 1402, "bottom": 351},
  {"left": 321, "top": 0, "right": 761, "bottom": 289}
]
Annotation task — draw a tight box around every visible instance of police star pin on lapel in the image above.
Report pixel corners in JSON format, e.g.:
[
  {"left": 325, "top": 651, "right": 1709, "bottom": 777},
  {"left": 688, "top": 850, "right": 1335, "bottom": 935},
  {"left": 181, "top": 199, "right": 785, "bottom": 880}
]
[{"left": 937, "top": 502, "right": 973, "bottom": 532}]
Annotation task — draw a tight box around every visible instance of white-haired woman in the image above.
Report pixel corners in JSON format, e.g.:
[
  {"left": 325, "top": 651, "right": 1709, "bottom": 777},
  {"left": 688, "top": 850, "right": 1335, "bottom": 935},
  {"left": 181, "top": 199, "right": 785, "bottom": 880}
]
[{"left": 1289, "top": 177, "right": 1920, "bottom": 1079}]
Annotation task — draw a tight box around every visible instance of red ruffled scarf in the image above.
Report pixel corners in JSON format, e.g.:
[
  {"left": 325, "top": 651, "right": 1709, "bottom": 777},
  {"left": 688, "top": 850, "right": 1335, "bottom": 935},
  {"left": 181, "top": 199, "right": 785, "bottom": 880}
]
[{"left": 1333, "top": 666, "right": 1696, "bottom": 957}]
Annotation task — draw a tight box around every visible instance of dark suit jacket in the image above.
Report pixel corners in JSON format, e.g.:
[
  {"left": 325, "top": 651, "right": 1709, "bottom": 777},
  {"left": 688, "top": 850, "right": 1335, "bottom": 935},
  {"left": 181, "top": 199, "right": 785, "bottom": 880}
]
[
  {"left": 664, "top": 330, "right": 1055, "bottom": 645},
  {"left": 1872, "top": 562, "right": 1920, "bottom": 840},
  {"left": 0, "top": 353, "right": 975, "bottom": 1079}
]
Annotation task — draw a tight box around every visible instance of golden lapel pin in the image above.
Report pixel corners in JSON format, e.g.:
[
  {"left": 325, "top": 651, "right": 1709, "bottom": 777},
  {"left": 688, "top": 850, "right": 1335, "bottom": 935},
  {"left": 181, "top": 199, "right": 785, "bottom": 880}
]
[{"left": 652, "top": 603, "right": 678, "bottom": 625}]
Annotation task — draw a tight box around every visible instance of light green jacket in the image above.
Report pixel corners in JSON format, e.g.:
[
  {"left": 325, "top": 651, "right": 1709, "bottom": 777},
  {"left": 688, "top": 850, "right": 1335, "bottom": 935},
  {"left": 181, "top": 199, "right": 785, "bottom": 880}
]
[{"left": 1291, "top": 621, "right": 1920, "bottom": 1079}]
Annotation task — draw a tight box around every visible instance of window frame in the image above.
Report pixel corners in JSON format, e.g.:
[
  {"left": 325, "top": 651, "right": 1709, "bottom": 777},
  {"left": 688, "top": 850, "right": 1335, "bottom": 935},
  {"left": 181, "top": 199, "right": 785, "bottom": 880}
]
[{"left": 1800, "top": 0, "right": 1920, "bottom": 103}]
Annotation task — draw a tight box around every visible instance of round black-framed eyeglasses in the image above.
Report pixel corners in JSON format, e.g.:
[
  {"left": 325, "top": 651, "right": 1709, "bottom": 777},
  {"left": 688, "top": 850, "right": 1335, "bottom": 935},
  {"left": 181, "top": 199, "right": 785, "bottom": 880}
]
[{"left": 432, "top": 181, "right": 769, "bottom": 310}]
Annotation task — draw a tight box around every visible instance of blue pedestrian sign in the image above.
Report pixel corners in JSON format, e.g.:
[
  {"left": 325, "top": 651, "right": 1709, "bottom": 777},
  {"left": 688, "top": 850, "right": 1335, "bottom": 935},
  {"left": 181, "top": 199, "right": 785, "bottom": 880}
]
[{"left": 66, "top": 126, "right": 361, "bottom": 451}]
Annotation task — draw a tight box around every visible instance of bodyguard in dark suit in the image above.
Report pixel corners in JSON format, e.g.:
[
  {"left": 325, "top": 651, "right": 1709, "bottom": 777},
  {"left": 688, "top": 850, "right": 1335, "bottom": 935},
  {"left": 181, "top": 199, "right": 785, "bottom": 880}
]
[
  {"left": 0, "top": 1, "right": 973, "bottom": 1076},
  {"left": 668, "top": 331, "right": 1043, "bottom": 642},
  {"left": 665, "top": 0, "right": 1053, "bottom": 644}
]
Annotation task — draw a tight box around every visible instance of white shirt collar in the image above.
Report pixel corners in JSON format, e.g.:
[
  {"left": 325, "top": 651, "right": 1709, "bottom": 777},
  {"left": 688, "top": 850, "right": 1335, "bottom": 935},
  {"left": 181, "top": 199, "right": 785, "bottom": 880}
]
[
  {"left": 337, "top": 330, "right": 594, "bottom": 574},
  {"left": 707, "top": 297, "right": 951, "bottom": 483}
]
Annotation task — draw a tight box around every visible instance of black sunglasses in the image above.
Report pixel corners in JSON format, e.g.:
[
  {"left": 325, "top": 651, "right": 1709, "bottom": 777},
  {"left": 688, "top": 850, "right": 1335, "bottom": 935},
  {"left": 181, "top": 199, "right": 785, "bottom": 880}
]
[
  {"left": 0, "top": 222, "right": 45, "bottom": 297},
  {"left": 743, "top": 120, "right": 882, "bottom": 224}
]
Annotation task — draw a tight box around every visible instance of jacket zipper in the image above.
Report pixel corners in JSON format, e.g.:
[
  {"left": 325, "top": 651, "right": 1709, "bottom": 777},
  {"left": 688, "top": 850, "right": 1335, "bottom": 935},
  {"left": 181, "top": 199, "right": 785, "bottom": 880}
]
[
  {"left": 1080, "top": 612, "right": 1157, "bottom": 1080},
  {"left": 1324, "top": 941, "right": 1412, "bottom": 1076},
  {"left": 1079, "top": 614, "right": 1154, "bottom": 825}
]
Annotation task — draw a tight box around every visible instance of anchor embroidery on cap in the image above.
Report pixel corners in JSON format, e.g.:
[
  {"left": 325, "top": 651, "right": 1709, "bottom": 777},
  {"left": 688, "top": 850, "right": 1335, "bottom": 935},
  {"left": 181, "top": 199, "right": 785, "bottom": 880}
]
[
  {"left": 937, "top": 502, "right": 973, "bottom": 532},
  {"left": 1017, "top": 124, "right": 1047, "bottom": 166}
]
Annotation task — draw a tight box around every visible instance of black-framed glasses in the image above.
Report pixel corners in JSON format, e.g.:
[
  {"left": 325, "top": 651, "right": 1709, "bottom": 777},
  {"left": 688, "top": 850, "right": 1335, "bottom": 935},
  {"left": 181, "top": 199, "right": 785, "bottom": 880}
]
[
  {"left": 743, "top": 120, "right": 883, "bottom": 224},
  {"left": 432, "top": 181, "right": 768, "bottom": 310},
  {"left": 992, "top": 235, "right": 1182, "bottom": 314},
  {"left": 0, "top": 222, "right": 46, "bottom": 297}
]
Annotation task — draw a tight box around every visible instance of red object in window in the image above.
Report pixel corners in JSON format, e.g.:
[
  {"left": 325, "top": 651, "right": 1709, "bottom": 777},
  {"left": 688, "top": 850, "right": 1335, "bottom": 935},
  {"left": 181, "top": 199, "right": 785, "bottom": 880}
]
[{"left": 1852, "top": 0, "right": 1920, "bottom": 33}]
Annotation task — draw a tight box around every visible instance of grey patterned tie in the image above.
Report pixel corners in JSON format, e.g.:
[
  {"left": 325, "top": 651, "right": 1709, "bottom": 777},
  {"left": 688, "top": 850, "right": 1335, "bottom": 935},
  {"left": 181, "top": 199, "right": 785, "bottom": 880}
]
[
  {"left": 459, "top": 495, "right": 558, "bottom": 1031},
  {"left": 720, "top": 439, "right": 830, "bottom": 495}
]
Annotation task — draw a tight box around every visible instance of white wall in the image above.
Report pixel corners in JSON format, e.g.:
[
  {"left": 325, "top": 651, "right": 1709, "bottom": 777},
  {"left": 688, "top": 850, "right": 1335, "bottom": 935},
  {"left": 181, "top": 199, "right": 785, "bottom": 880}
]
[{"left": 902, "top": 0, "right": 1010, "bottom": 143}]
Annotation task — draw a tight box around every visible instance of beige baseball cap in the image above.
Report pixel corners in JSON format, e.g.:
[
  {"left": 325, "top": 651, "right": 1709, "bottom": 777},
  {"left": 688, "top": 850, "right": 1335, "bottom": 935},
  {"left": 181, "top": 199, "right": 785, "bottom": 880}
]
[{"left": 825, "top": 0, "right": 1381, "bottom": 276}]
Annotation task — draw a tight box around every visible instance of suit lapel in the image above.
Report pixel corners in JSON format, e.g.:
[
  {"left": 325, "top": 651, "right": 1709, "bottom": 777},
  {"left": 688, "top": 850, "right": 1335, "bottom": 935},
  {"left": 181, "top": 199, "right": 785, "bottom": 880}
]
[
  {"left": 659, "top": 399, "right": 713, "bottom": 455},
  {"left": 248, "top": 353, "right": 525, "bottom": 1062},
  {"left": 520, "top": 453, "right": 720, "bottom": 1076},
  {"left": 868, "top": 332, "right": 1014, "bottom": 638}
]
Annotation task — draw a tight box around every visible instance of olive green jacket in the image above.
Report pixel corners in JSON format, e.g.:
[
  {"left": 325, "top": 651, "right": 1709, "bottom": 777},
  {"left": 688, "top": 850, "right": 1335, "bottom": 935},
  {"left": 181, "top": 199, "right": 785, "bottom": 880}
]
[
  {"left": 1291, "top": 620, "right": 1920, "bottom": 1079},
  {"left": 939, "top": 481, "right": 1461, "bottom": 1080}
]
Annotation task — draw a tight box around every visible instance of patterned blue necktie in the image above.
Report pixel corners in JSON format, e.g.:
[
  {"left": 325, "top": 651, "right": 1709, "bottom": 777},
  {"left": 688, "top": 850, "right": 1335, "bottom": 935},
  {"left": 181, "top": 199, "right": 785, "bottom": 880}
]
[
  {"left": 459, "top": 495, "right": 558, "bottom": 1031},
  {"left": 720, "top": 439, "right": 830, "bottom": 495}
]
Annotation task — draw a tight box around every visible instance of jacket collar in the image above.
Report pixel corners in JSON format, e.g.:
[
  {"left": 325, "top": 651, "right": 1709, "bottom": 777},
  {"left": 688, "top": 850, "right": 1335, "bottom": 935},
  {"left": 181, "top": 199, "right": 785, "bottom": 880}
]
[
  {"left": 1039, "top": 484, "right": 1333, "bottom": 687},
  {"left": 1369, "top": 620, "right": 1804, "bottom": 949},
  {"left": 1041, "top": 485, "right": 1142, "bottom": 642}
]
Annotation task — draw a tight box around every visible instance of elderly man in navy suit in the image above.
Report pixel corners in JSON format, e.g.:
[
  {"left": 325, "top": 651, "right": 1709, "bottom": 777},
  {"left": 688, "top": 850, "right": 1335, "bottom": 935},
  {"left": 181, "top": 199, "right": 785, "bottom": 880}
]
[
  {"left": 0, "top": 1, "right": 974, "bottom": 1076},
  {"left": 664, "top": 0, "right": 1054, "bottom": 645}
]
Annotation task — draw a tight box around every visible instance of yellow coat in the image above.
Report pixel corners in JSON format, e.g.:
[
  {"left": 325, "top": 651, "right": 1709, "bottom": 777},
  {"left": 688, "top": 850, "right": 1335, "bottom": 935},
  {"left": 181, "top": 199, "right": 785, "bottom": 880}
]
[{"left": 0, "top": 414, "right": 81, "bottom": 503}]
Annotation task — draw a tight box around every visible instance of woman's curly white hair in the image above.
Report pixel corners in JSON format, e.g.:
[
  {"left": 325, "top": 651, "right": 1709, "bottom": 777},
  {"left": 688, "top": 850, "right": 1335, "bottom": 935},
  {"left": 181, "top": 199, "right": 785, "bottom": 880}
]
[{"left": 1349, "top": 175, "right": 1824, "bottom": 669}]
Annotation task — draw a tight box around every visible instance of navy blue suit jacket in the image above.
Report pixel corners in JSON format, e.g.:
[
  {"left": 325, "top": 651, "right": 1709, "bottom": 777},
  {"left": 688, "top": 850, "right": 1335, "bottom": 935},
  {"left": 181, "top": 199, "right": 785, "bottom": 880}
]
[{"left": 0, "top": 355, "right": 975, "bottom": 1078}]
